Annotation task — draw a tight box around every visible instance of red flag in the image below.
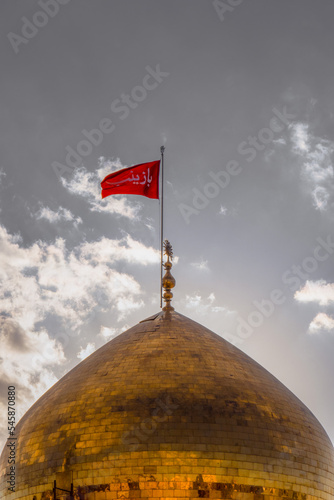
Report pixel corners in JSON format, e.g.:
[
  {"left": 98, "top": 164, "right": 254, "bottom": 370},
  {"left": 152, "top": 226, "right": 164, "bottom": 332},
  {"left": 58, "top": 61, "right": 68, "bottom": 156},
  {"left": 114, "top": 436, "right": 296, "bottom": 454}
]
[{"left": 101, "top": 161, "right": 160, "bottom": 200}]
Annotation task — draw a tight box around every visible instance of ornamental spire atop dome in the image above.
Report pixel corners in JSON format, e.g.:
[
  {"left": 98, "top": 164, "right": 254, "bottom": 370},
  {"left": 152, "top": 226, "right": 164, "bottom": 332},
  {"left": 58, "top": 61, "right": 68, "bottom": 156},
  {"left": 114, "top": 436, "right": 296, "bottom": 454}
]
[{"left": 162, "top": 239, "right": 175, "bottom": 311}]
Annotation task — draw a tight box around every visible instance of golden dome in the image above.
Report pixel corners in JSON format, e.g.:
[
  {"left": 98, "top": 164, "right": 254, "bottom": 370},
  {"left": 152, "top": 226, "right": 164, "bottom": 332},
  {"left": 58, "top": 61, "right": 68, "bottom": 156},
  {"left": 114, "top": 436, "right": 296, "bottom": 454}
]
[{"left": 1, "top": 310, "right": 333, "bottom": 500}]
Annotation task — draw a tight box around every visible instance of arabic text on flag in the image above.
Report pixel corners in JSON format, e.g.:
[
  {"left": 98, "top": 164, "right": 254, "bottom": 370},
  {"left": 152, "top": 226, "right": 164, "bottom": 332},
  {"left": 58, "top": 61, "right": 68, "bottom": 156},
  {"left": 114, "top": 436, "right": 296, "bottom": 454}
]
[{"left": 101, "top": 160, "right": 160, "bottom": 199}]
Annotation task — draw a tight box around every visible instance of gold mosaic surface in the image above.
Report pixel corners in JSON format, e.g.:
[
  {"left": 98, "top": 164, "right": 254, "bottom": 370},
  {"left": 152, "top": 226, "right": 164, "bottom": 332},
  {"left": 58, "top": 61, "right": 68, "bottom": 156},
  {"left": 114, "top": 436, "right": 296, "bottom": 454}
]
[{"left": 0, "top": 310, "right": 333, "bottom": 500}]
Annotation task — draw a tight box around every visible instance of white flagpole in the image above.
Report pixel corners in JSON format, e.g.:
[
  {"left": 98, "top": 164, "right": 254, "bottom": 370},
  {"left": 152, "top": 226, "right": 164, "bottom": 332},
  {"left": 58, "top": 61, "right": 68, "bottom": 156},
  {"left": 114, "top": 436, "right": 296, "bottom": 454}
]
[{"left": 160, "top": 145, "right": 165, "bottom": 308}]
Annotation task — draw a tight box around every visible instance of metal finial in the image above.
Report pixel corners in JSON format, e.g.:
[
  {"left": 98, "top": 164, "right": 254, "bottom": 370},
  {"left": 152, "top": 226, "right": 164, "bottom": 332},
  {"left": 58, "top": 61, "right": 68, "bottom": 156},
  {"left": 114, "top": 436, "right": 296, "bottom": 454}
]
[
  {"left": 164, "top": 240, "right": 173, "bottom": 260},
  {"left": 162, "top": 240, "right": 175, "bottom": 311},
  {"left": 160, "top": 145, "right": 165, "bottom": 155}
]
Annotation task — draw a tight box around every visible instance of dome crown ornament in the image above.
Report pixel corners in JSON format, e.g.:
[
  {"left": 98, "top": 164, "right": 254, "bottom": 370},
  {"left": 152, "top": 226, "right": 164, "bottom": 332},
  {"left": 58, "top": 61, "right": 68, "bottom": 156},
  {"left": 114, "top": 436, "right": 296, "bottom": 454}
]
[{"left": 162, "top": 239, "right": 175, "bottom": 311}]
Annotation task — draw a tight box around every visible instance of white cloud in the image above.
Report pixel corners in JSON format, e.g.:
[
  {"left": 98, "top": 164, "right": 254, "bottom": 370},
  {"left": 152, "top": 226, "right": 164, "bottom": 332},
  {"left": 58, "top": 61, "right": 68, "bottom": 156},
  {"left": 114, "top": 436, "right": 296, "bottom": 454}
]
[
  {"left": 99, "top": 324, "right": 129, "bottom": 340},
  {"left": 289, "top": 123, "right": 334, "bottom": 211},
  {"left": 294, "top": 280, "right": 334, "bottom": 306},
  {"left": 291, "top": 123, "right": 310, "bottom": 153},
  {"left": 0, "top": 223, "right": 160, "bottom": 449},
  {"left": 218, "top": 205, "right": 227, "bottom": 216},
  {"left": 184, "top": 292, "right": 230, "bottom": 316},
  {"left": 0, "top": 225, "right": 157, "bottom": 334},
  {"left": 36, "top": 206, "right": 82, "bottom": 226},
  {"left": 190, "top": 259, "right": 209, "bottom": 271},
  {"left": 80, "top": 234, "right": 160, "bottom": 266},
  {"left": 77, "top": 342, "right": 95, "bottom": 360},
  {"left": 99, "top": 326, "right": 119, "bottom": 340},
  {"left": 115, "top": 296, "right": 144, "bottom": 319},
  {"left": 144, "top": 217, "right": 155, "bottom": 232},
  {"left": 312, "top": 186, "right": 331, "bottom": 211},
  {"left": 0, "top": 317, "right": 65, "bottom": 448},
  {"left": 61, "top": 159, "right": 141, "bottom": 219},
  {"left": 309, "top": 313, "right": 334, "bottom": 334},
  {"left": 0, "top": 317, "right": 65, "bottom": 370},
  {"left": 272, "top": 137, "right": 286, "bottom": 145}
]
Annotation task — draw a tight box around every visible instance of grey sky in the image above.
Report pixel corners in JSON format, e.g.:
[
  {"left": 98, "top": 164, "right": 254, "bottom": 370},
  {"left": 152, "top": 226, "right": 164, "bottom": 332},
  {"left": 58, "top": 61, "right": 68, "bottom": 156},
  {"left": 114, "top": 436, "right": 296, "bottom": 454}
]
[{"left": 1, "top": 0, "right": 334, "bottom": 448}]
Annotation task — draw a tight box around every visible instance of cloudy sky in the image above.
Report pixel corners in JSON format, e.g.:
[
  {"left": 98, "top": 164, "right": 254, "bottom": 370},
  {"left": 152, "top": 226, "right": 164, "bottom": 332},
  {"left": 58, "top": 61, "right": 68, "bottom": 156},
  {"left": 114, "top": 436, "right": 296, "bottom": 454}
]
[{"left": 1, "top": 0, "right": 334, "bottom": 449}]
